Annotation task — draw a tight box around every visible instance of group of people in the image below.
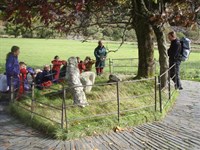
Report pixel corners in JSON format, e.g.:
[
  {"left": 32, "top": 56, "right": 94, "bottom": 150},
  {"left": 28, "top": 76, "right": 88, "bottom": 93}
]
[
  {"left": 0, "top": 40, "right": 108, "bottom": 96},
  {"left": 0, "top": 36, "right": 183, "bottom": 97}
]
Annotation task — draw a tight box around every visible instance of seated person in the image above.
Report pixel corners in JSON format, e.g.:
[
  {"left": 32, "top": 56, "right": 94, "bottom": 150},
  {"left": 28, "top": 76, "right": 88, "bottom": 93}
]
[
  {"left": 18, "top": 62, "right": 32, "bottom": 98},
  {"left": 42, "top": 65, "right": 53, "bottom": 82},
  {"left": 84, "top": 56, "right": 95, "bottom": 71},
  {"left": 26, "top": 67, "right": 36, "bottom": 84},
  {"left": 77, "top": 57, "right": 86, "bottom": 74},
  {"left": 35, "top": 65, "right": 52, "bottom": 89},
  {"left": 51, "top": 55, "right": 64, "bottom": 80},
  {"left": 59, "top": 60, "right": 67, "bottom": 79}
]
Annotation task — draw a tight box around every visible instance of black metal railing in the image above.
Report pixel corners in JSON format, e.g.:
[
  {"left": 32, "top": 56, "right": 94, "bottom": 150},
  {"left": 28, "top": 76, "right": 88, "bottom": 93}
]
[
  {"left": 8, "top": 60, "right": 179, "bottom": 133},
  {"left": 157, "top": 63, "right": 177, "bottom": 112}
]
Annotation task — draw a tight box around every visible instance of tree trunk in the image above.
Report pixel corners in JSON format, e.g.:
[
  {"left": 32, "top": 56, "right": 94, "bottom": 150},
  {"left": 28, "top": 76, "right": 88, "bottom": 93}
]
[
  {"left": 153, "top": 26, "right": 168, "bottom": 88},
  {"left": 135, "top": 23, "right": 155, "bottom": 78},
  {"left": 132, "top": 0, "right": 155, "bottom": 78}
]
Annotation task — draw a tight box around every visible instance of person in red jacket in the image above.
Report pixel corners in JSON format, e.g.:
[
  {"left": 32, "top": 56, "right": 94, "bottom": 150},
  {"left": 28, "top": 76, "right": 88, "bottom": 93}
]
[
  {"left": 51, "top": 55, "right": 63, "bottom": 80},
  {"left": 77, "top": 57, "right": 86, "bottom": 74},
  {"left": 18, "top": 62, "right": 28, "bottom": 99},
  {"left": 84, "top": 56, "right": 95, "bottom": 71}
]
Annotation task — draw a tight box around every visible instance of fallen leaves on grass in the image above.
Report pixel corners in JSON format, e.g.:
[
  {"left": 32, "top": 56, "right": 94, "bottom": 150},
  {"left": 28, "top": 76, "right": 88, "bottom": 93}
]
[{"left": 113, "top": 126, "right": 124, "bottom": 132}]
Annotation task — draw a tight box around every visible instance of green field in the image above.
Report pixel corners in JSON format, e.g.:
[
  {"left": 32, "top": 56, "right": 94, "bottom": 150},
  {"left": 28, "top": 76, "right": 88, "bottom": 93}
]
[
  {"left": 1, "top": 38, "right": 199, "bottom": 80},
  {"left": 0, "top": 38, "right": 139, "bottom": 70}
]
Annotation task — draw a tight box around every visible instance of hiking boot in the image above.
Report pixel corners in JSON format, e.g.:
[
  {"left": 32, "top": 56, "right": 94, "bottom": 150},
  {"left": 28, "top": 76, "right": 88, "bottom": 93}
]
[{"left": 179, "top": 87, "right": 183, "bottom": 90}]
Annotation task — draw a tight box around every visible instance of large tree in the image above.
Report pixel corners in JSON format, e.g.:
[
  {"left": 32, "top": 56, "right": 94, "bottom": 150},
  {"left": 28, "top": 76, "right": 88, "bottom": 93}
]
[{"left": 0, "top": 0, "right": 199, "bottom": 85}]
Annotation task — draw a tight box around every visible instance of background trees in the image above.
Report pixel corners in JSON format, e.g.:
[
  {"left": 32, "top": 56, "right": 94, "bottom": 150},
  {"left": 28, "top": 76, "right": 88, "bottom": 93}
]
[{"left": 0, "top": 0, "right": 199, "bottom": 82}]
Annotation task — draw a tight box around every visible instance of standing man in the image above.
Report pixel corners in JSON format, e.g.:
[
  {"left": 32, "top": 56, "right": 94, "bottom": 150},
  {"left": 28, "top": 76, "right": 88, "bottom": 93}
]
[
  {"left": 167, "top": 31, "right": 183, "bottom": 90},
  {"left": 94, "top": 40, "right": 107, "bottom": 76}
]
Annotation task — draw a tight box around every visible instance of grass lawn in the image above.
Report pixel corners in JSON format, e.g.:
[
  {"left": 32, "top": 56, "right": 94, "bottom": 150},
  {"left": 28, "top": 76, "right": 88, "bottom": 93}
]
[
  {"left": 0, "top": 38, "right": 140, "bottom": 70},
  {"left": 0, "top": 38, "right": 199, "bottom": 80}
]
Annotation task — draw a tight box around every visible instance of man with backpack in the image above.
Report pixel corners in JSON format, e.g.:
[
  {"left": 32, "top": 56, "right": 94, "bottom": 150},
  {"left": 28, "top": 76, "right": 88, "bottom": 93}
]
[{"left": 167, "top": 31, "right": 183, "bottom": 90}]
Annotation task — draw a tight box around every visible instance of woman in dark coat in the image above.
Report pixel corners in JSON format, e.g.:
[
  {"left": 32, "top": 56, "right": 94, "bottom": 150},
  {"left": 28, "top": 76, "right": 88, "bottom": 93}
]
[
  {"left": 6, "top": 46, "right": 20, "bottom": 90},
  {"left": 94, "top": 41, "right": 107, "bottom": 75}
]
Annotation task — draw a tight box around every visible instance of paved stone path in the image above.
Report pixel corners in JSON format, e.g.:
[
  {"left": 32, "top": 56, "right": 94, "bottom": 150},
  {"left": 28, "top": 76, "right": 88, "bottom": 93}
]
[{"left": 0, "top": 80, "right": 200, "bottom": 150}]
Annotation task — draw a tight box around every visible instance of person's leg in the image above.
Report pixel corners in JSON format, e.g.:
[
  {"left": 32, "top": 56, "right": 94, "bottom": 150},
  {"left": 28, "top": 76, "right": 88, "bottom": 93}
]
[
  {"left": 100, "top": 68, "right": 103, "bottom": 75},
  {"left": 175, "top": 61, "right": 182, "bottom": 89},
  {"left": 18, "top": 78, "right": 24, "bottom": 98},
  {"left": 95, "top": 61, "right": 100, "bottom": 75},
  {"left": 169, "top": 62, "right": 175, "bottom": 82},
  {"left": 13, "top": 76, "right": 20, "bottom": 90},
  {"left": 96, "top": 68, "right": 100, "bottom": 75}
]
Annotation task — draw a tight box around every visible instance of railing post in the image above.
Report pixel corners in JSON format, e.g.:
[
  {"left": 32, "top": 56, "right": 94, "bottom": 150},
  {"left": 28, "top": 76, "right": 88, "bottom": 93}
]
[
  {"left": 31, "top": 82, "right": 35, "bottom": 119},
  {"left": 116, "top": 81, "right": 120, "bottom": 123},
  {"left": 109, "top": 58, "right": 112, "bottom": 74},
  {"left": 61, "top": 87, "right": 64, "bottom": 129},
  {"left": 158, "top": 76, "right": 162, "bottom": 113},
  {"left": 174, "top": 63, "right": 177, "bottom": 89},
  {"left": 154, "top": 58, "right": 157, "bottom": 75},
  {"left": 154, "top": 76, "right": 157, "bottom": 111},
  {"left": 63, "top": 85, "right": 68, "bottom": 132},
  {"left": 10, "top": 76, "right": 14, "bottom": 102},
  {"left": 168, "top": 69, "right": 171, "bottom": 100},
  {"left": 61, "top": 85, "right": 67, "bottom": 129}
]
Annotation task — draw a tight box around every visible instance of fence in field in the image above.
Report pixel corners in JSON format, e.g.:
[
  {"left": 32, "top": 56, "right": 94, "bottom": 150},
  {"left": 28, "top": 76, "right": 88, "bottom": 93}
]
[
  {"left": 106, "top": 58, "right": 138, "bottom": 74},
  {"left": 8, "top": 62, "right": 177, "bottom": 132},
  {"left": 106, "top": 58, "right": 159, "bottom": 75}
]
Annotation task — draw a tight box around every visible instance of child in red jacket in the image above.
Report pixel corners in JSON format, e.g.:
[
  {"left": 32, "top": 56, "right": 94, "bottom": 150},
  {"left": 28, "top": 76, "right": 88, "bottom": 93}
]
[
  {"left": 18, "top": 62, "right": 28, "bottom": 99},
  {"left": 77, "top": 57, "right": 86, "bottom": 74},
  {"left": 51, "top": 56, "right": 63, "bottom": 80}
]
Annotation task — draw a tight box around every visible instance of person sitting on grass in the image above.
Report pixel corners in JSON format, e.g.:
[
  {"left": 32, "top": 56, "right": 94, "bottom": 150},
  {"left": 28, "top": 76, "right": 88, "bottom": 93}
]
[
  {"left": 35, "top": 65, "right": 53, "bottom": 89},
  {"left": 51, "top": 55, "right": 64, "bottom": 81},
  {"left": 84, "top": 56, "right": 95, "bottom": 72},
  {"left": 59, "top": 60, "right": 67, "bottom": 80},
  {"left": 77, "top": 57, "right": 86, "bottom": 74},
  {"left": 18, "top": 62, "right": 29, "bottom": 99}
]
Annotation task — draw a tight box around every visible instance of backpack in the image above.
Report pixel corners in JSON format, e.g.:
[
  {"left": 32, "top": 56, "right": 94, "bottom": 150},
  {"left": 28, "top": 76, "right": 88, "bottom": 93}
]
[{"left": 179, "top": 37, "right": 191, "bottom": 61}]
